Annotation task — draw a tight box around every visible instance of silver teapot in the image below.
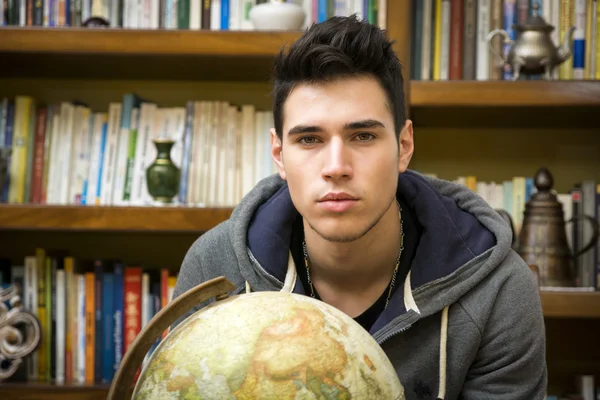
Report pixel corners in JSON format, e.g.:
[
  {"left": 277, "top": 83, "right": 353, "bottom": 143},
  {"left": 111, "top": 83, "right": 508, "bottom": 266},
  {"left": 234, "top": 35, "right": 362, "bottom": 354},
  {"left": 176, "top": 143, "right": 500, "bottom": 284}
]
[{"left": 487, "top": 3, "right": 575, "bottom": 80}]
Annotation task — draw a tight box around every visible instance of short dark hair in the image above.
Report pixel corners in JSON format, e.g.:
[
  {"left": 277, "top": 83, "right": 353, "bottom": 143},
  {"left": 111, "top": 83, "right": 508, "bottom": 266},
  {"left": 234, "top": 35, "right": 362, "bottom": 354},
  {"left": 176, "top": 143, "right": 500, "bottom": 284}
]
[{"left": 272, "top": 15, "right": 406, "bottom": 140}]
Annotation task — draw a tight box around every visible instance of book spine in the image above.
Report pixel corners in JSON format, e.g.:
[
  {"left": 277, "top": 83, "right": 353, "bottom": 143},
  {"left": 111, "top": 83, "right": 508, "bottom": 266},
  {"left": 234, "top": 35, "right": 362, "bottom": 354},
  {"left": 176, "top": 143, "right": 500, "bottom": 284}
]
[
  {"left": 30, "top": 107, "right": 46, "bottom": 204},
  {"left": 55, "top": 268, "right": 65, "bottom": 383},
  {"left": 24, "top": 256, "right": 38, "bottom": 381},
  {"left": 503, "top": 0, "right": 517, "bottom": 80},
  {"left": 573, "top": 0, "right": 587, "bottom": 79},
  {"left": 85, "top": 271, "right": 95, "bottom": 384},
  {"left": 113, "top": 263, "right": 124, "bottom": 374},
  {"left": 560, "top": 0, "right": 575, "bottom": 79},
  {"left": 94, "top": 260, "right": 103, "bottom": 383},
  {"left": 102, "top": 272, "right": 115, "bottom": 383},
  {"left": 449, "top": 0, "right": 464, "bottom": 79}
]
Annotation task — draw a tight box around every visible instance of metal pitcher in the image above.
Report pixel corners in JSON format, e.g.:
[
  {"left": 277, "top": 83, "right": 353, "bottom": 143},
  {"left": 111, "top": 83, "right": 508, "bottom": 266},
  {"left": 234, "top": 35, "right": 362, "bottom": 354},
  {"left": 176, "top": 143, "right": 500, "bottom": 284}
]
[{"left": 516, "top": 167, "right": 599, "bottom": 287}]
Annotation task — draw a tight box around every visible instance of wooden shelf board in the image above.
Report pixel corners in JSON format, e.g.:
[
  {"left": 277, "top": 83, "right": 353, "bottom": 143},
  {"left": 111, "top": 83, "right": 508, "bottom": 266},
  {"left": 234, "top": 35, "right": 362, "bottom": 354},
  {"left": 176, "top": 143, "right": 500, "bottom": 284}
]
[
  {"left": 540, "top": 290, "right": 600, "bottom": 318},
  {"left": 0, "top": 204, "right": 233, "bottom": 232},
  {"left": 0, "top": 27, "right": 301, "bottom": 81},
  {"left": 0, "top": 382, "right": 111, "bottom": 400},
  {"left": 0, "top": 27, "right": 302, "bottom": 56},
  {"left": 409, "top": 80, "right": 600, "bottom": 107}
]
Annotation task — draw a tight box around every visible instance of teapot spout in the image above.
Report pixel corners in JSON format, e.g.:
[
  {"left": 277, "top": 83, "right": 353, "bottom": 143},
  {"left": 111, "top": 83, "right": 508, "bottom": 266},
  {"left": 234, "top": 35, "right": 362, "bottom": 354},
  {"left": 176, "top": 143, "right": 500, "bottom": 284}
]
[{"left": 557, "top": 26, "right": 576, "bottom": 64}]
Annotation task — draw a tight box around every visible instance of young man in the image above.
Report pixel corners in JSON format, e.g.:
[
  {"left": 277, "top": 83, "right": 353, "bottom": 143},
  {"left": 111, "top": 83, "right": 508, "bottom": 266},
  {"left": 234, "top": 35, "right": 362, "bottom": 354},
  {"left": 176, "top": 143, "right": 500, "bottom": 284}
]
[{"left": 172, "top": 15, "right": 547, "bottom": 400}]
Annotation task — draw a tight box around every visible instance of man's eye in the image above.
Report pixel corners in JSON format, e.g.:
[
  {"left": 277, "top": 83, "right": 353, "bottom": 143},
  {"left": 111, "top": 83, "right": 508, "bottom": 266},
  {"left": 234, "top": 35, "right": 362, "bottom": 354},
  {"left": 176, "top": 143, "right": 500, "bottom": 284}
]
[
  {"left": 298, "top": 136, "right": 319, "bottom": 144},
  {"left": 356, "top": 133, "right": 375, "bottom": 141}
]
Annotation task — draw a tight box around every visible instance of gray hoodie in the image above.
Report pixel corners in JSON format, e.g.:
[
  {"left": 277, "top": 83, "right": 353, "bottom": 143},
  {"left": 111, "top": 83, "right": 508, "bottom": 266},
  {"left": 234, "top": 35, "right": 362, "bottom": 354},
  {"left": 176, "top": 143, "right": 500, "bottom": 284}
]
[{"left": 172, "top": 170, "right": 548, "bottom": 400}]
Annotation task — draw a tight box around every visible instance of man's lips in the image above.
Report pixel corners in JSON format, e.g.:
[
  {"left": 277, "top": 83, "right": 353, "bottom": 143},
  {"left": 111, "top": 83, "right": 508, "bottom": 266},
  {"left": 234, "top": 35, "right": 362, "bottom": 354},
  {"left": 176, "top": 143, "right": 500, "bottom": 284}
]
[
  {"left": 318, "top": 192, "right": 358, "bottom": 202},
  {"left": 317, "top": 192, "right": 359, "bottom": 212}
]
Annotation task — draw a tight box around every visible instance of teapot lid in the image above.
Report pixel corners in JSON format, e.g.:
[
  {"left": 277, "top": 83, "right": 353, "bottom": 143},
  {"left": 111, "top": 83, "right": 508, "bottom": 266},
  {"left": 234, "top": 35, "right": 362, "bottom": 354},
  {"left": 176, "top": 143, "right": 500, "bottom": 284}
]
[
  {"left": 526, "top": 167, "right": 562, "bottom": 211},
  {"left": 516, "top": 3, "right": 554, "bottom": 32}
]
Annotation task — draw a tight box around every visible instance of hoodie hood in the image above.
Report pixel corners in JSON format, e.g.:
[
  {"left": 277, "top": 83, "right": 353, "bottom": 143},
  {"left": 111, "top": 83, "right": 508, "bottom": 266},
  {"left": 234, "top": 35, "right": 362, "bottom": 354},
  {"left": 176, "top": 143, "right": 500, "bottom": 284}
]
[{"left": 243, "top": 170, "right": 511, "bottom": 321}]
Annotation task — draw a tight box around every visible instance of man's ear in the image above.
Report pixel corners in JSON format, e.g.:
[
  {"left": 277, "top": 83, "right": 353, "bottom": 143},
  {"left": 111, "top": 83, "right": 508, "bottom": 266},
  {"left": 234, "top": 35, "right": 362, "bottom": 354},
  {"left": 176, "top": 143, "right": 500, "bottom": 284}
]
[
  {"left": 398, "top": 119, "right": 414, "bottom": 173},
  {"left": 271, "top": 128, "right": 286, "bottom": 180}
]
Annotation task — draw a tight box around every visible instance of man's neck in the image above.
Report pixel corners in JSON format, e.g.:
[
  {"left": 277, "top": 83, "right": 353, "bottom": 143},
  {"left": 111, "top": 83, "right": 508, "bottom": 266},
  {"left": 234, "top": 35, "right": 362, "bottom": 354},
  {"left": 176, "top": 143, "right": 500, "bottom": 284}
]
[{"left": 303, "top": 199, "right": 403, "bottom": 316}]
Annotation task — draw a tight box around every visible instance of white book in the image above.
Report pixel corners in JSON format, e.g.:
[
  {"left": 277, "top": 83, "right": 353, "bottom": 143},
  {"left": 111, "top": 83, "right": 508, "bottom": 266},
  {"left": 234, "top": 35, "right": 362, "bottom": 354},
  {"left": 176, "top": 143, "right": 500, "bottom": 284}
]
[
  {"left": 86, "top": 113, "right": 107, "bottom": 206},
  {"left": 46, "top": 113, "right": 61, "bottom": 204},
  {"left": 234, "top": 108, "right": 243, "bottom": 204},
  {"left": 264, "top": 111, "right": 277, "bottom": 177},
  {"left": 24, "top": 256, "right": 38, "bottom": 381},
  {"left": 229, "top": 0, "right": 241, "bottom": 29},
  {"left": 216, "top": 102, "right": 229, "bottom": 206},
  {"left": 225, "top": 106, "right": 237, "bottom": 207},
  {"left": 241, "top": 105, "right": 256, "bottom": 198},
  {"left": 207, "top": 102, "right": 220, "bottom": 206},
  {"left": 150, "top": 0, "right": 160, "bottom": 28},
  {"left": 100, "top": 103, "right": 122, "bottom": 205},
  {"left": 67, "top": 106, "right": 83, "bottom": 203},
  {"left": 476, "top": 0, "right": 491, "bottom": 80},
  {"left": 69, "top": 106, "right": 92, "bottom": 204},
  {"left": 77, "top": 274, "right": 86, "bottom": 383},
  {"left": 190, "top": 0, "right": 201, "bottom": 29},
  {"left": 194, "top": 102, "right": 210, "bottom": 206},
  {"left": 112, "top": 107, "right": 134, "bottom": 206},
  {"left": 131, "top": 103, "right": 156, "bottom": 206},
  {"left": 377, "top": 0, "right": 386, "bottom": 28},
  {"left": 252, "top": 111, "right": 264, "bottom": 189},
  {"left": 211, "top": 0, "right": 222, "bottom": 30},
  {"left": 186, "top": 102, "right": 200, "bottom": 205},
  {"left": 55, "top": 269, "right": 65, "bottom": 383}
]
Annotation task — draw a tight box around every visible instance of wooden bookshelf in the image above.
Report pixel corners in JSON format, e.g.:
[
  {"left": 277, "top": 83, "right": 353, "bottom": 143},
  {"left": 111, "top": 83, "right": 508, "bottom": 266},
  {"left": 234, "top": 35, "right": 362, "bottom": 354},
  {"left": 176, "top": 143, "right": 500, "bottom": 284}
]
[
  {"left": 409, "top": 80, "right": 600, "bottom": 107},
  {"left": 0, "top": 383, "right": 111, "bottom": 400},
  {"left": 408, "top": 80, "right": 600, "bottom": 128},
  {"left": 0, "top": 27, "right": 302, "bottom": 56},
  {"left": 0, "top": 204, "right": 233, "bottom": 233},
  {"left": 0, "top": 27, "right": 302, "bottom": 81},
  {"left": 540, "top": 291, "right": 600, "bottom": 319}
]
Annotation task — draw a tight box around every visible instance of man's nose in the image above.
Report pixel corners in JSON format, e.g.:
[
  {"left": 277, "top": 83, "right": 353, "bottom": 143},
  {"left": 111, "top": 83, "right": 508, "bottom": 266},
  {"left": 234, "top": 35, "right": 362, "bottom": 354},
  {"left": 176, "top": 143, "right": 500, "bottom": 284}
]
[{"left": 321, "top": 137, "right": 353, "bottom": 180}]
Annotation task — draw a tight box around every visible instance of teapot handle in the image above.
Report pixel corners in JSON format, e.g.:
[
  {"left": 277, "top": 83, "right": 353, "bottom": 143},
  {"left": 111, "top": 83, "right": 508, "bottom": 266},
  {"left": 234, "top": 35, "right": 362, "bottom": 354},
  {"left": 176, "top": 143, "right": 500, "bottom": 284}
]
[
  {"left": 566, "top": 215, "right": 600, "bottom": 259},
  {"left": 486, "top": 28, "right": 511, "bottom": 64},
  {"left": 107, "top": 276, "right": 236, "bottom": 400}
]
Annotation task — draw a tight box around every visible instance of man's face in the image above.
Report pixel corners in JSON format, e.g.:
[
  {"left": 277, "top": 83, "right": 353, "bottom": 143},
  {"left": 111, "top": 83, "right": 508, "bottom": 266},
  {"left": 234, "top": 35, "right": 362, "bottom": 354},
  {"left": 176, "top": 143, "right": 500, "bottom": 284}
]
[{"left": 271, "top": 76, "right": 414, "bottom": 243}]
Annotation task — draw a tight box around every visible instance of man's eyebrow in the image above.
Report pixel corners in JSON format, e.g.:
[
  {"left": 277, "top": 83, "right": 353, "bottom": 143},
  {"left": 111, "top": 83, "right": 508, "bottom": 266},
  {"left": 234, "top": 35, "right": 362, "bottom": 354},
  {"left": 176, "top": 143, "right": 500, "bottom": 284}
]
[
  {"left": 343, "top": 119, "right": 385, "bottom": 130},
  {"left": 287, "top": 125, "right": 323, "bottom": 136},
  {"left": 287, "top": 119, "right": 385, "bottom": 136}
]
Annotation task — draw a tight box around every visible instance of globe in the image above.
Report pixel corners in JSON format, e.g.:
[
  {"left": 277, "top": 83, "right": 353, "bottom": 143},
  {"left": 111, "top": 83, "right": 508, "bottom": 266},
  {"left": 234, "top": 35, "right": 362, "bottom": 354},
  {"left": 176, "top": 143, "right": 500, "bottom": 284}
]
[{"left": 132, "top": 290, "right": 405, "bottom": 399}]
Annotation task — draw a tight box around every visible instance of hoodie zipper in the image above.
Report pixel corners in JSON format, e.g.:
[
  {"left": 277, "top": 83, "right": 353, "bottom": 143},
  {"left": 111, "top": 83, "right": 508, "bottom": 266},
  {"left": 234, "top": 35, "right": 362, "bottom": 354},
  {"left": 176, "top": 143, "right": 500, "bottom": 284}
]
[{"left": 374, "top": 311, "right": 421, "bottom": 346}]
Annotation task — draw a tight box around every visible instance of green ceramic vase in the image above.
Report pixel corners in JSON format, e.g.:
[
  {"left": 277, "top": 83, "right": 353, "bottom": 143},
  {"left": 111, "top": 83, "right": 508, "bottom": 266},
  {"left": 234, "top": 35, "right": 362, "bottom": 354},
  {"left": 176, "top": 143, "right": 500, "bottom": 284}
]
[{"left": 146, "top": 139, "right": 180, "bottom": 204}]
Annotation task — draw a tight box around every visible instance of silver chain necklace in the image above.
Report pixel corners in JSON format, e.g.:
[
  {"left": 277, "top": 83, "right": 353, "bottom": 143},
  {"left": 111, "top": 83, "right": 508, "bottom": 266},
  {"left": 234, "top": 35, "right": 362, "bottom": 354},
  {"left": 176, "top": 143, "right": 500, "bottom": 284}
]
[{"left": 301, "top": 203, "right": 405, "bottom": 309}]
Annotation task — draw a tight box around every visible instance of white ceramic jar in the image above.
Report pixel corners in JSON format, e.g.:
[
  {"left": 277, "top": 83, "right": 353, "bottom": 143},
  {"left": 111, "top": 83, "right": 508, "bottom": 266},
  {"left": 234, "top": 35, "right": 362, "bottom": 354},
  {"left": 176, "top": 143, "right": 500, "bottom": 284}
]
[{"left": 249, "top": 0, "right": 306, "bottom": 31}]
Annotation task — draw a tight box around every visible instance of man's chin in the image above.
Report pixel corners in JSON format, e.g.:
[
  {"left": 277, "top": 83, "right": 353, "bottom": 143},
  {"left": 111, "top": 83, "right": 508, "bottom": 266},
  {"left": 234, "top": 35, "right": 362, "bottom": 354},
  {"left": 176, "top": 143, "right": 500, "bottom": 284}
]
[{"left": 306, "top": 221, "right": 371, "bottom": 244}]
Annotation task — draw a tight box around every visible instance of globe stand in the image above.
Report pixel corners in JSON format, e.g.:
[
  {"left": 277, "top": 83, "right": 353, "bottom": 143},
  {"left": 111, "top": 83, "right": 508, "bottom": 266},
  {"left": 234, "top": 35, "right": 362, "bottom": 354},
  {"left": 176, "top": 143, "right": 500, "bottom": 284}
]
[{"left": 107, "top": 276, "right": 236, "bottom": 400}]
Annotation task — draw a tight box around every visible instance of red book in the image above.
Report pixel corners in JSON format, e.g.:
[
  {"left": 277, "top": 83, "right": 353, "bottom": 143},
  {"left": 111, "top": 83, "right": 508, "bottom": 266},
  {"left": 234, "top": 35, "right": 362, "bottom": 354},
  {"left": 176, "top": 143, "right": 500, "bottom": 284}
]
[
  {"left": 124, "top": 267, "right": 142, "bottom": 382},
  {"left": 449, "top": 0, "right": 464, "bottom": 80},
  {"left": 30, "top": 107, "right": 46, "bottom": 204}
]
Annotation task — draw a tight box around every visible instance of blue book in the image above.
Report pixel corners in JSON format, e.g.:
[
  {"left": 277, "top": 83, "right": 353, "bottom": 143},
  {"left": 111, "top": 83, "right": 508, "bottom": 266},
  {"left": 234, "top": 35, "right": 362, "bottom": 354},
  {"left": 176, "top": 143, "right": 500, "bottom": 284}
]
[
  {"left": 178, "top": 102, "right": 195, "bottom": 204},
  {"left": 221, "top": 0, "right": 230, "bottom": 30},
  {"left": 102, "top": 272, "right": 115, "bottom": 383},
  {"left": 2, "top": 101, "right": 14, "bottom": 202},
  {"left": 113, "top": 263, "right": 124, "bottom": 373}
]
